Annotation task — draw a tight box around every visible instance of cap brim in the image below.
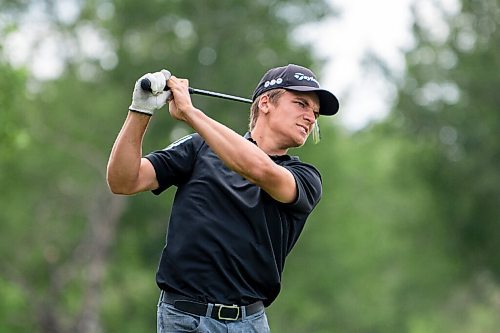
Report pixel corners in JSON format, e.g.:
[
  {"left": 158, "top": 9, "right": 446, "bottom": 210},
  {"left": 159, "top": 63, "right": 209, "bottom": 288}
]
[{"left": 284, "top": 86, "right": 339, "bottom": 116}]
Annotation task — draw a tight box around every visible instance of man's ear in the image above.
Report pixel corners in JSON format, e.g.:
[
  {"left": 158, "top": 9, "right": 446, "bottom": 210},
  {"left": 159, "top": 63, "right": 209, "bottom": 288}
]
[{"left": 258, "top": 94, "right": 270, "bottom": 114}]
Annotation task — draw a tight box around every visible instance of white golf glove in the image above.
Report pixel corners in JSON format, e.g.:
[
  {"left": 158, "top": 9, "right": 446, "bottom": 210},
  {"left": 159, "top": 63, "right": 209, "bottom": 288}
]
[{"left": 129, "top": 69, "right": 172, "bottom": 116}]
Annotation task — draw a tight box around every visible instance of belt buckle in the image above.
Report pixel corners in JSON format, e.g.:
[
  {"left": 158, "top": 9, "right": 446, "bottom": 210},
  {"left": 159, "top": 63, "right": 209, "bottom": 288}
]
[{"left": 216, "top": 304, "right": 240, "bottom": 321}]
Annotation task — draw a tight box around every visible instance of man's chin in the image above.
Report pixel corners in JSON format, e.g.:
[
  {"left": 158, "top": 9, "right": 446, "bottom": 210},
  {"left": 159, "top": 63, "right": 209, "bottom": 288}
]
[{"left": 292, "top": 136, "right": 307, "bottom": 148}]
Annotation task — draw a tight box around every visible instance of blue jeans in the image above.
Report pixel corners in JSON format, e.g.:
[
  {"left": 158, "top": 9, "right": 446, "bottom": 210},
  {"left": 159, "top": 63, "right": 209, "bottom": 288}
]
[{"left": 157, "top": 296, "right": 271, "bottom": 333}]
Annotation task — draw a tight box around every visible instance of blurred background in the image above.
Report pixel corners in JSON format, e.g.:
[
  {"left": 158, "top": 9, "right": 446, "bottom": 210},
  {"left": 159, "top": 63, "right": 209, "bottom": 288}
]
[{"left": 1, "top": 0, "right": 499, "bottom": 332}]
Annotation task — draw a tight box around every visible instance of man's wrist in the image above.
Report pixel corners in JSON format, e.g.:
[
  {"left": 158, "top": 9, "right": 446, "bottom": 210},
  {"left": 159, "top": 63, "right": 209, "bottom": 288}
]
[
  {"left": 182, "top": 107, "right": 204, "bottom": 125},
  {"left": 129, "top": 108, "right": 153, "bottom": 116}
]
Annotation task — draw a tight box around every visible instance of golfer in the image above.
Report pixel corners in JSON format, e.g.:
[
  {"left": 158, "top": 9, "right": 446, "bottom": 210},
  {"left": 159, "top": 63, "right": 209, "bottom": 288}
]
[{"left": 107, "top": 64, "right": 339, "bottom": 332}]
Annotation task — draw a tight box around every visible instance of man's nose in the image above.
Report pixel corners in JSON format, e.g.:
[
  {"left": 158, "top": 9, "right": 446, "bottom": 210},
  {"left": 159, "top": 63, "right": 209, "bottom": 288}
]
[{"left": 303, "top": 110, "right": 315, "bottom": 123}]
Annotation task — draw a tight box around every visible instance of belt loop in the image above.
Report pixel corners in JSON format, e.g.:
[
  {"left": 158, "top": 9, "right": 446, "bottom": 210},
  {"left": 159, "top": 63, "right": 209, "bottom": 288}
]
[
  {"left": 205, "top": 303, "right": 214, "bottom": 317},
  {"left": 241, "top": 306, "right": 247, "bottom": 320}
]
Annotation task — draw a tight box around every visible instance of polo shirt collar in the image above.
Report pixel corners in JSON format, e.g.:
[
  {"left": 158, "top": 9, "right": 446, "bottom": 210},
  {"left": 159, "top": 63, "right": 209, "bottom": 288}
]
[{"left": 244, "top": 132, "right": 292, "bottom": 161}]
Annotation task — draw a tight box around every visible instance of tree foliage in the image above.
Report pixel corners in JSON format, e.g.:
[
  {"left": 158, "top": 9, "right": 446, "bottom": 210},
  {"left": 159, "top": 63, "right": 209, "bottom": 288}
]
[
  {"left": 395, "top": 0, "right": 500, "bottom": 282},
  {"left": 1, "top": 0, "right": 499, "bottom": 332},
  {"left": 380, "top": 0, "right": 500, "bottom": 330}
]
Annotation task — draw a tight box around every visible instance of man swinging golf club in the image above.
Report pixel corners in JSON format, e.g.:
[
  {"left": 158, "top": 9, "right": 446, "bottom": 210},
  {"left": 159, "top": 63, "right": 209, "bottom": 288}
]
[{"left": 107, "top": 64, "right": 339, "bottom": 332}]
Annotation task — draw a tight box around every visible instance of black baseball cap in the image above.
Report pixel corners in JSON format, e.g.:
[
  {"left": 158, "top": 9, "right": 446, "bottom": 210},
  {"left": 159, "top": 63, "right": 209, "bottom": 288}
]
[{"left": 252, "top": 64, "right": 339, "bottom": 116}]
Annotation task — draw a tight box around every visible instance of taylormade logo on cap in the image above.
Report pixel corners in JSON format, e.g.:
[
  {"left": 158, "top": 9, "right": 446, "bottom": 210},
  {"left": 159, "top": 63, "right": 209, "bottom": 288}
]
[{"left": 294, "top": 72, "right": 320, "bottom": 85}]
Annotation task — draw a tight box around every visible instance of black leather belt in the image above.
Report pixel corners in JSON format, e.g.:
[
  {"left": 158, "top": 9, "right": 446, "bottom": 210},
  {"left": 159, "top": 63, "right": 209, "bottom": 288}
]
[{"left": 161, "top": 291, "right": 264, "bottom": 321}]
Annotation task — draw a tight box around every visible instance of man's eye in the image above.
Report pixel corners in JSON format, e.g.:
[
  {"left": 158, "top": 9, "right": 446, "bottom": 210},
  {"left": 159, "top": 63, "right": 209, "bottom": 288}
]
[{"left": 294, "top": 101, "right": 305, "bottom": 108}]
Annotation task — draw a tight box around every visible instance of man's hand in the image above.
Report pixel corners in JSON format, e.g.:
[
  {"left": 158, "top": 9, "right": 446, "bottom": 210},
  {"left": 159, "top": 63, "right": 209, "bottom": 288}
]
[
  {"left": 129, "top": 70, "right": 172, "bottom": 116},
  {"left": 167, "top": 76, "right": 199, "bottom": 122}
]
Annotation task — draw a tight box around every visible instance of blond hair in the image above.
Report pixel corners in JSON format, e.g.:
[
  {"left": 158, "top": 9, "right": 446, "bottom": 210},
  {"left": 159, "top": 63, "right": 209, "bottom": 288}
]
[{"left": 248, "top": 89, "right": 287, "bottom": 131}]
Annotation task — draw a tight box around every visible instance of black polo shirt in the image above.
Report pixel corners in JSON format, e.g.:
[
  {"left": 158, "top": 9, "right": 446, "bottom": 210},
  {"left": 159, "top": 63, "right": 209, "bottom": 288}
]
[{"left": 145, "top": 132, "right": 322, "bottom": 307}]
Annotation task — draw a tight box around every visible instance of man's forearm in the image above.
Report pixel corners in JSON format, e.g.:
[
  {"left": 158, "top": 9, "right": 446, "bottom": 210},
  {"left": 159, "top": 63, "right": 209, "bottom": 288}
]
[
  {"left": 107, "top": 112, "right": 151, "bottom": 193},
  {"left": 185, "top": 109, "right": 268, "bottom": 177}
]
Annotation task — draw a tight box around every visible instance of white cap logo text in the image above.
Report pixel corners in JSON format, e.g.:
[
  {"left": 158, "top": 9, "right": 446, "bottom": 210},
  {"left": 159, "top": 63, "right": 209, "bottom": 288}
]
[{"left": 294, "top": 72, "right": 319, "bottom": 85}]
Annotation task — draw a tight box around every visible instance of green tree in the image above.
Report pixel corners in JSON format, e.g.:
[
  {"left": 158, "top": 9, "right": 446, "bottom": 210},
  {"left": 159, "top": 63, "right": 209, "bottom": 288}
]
[
  {"left": 395, "top": 0, "right": 500, "bottom": 277},
  {"left": 385, "top": 0, "right": 500, "bottom": 330}
]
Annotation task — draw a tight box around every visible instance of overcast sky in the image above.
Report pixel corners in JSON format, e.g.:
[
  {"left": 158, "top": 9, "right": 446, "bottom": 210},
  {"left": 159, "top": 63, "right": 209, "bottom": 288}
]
[
  {"left": 301, "top": 0, "right": 416, "bottom": 130},
  {"left": 309, "top": 0, "right": 461, "bottom": 130}
]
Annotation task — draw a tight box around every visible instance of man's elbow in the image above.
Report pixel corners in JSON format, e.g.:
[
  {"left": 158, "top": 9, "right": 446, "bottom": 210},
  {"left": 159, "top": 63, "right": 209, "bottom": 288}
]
[
  {"left": 106, "top": 174, "right": 135, "bottom": 195},
  {"left": 108, "top": 184, "right": 130, "bottom": 195},
  {"left": 107, "top": 181, "right": 128, "bottom": 195}
]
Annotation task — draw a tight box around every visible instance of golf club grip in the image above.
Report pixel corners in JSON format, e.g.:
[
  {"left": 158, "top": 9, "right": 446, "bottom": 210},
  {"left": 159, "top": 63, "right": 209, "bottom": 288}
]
[
  {"left": 140, "top": 78, "right": 196, "bottom": 95},
  {"left": 140, "top": 78, "right": 171, "bottom": 93}
]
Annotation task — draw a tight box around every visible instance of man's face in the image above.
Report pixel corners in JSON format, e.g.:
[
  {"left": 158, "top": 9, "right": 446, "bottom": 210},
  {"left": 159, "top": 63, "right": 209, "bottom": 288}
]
[{"left": 268, "top": 90, "right": 320, "bottom": 148}]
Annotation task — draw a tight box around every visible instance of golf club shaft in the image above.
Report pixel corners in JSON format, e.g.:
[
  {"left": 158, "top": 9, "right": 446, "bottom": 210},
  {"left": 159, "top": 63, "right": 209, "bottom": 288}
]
[{"left": 140, "top": 78, "right": 252, "bottom": 104}]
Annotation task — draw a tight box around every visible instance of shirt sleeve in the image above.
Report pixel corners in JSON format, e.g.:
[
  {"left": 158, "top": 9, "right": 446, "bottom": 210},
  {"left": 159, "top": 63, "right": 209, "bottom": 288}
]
[
  {"left": 144, "top": 133, "right": 202, "bottom": 195},
  {"left": 283, "top": 160, "right": 323, "bottom": 214}
]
